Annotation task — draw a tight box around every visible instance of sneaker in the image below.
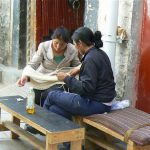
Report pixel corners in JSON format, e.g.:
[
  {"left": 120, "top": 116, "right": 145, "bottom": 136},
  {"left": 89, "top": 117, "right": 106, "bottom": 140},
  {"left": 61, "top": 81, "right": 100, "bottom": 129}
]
[
  {"left": 24, "top": 124, "right": 44, "bottom": 135},
  {"left": 111, "top": 99, "right": 130, "bottom": 110}
]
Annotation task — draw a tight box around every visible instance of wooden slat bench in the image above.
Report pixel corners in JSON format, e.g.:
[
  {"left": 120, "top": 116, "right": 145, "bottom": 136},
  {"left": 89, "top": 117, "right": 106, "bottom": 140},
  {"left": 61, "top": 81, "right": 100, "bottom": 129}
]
[
  {"left": 81, "top": 107, "right": 150, "bottom": 150},
  {"left": 0, "top": 96, "right": 85, "bottom": 150},
  {"left": 73, "top": 107, "right": 150, "bottom": 150}
]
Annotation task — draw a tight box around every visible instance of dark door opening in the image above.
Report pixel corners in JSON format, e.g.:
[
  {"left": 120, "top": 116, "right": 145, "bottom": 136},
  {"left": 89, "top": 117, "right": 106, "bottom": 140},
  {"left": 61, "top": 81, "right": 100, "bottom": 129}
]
[{"left": 36, "top": 0, "right": 85, "bottom": 48}]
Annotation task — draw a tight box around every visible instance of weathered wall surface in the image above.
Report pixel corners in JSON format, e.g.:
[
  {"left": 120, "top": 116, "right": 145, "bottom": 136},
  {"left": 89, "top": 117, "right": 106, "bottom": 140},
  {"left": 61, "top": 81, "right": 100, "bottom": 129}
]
[
  {"left": 115, "top": 0, "right": 134, "bottom": 100},
  {"left": 11, "top": 0, "right": 20, "bottom": 67},
  {"left": 0, "top": 0, "right": 27, "bottom": 68},
  {"left": 0, "top": 0, "right": 11, "bottom": 65},
  {"left": 124, "top": 0, "right": 144, "bottom": 105},
  {"left": 84, "top": 0, "right": 99, "bottom": 31},
  {"left": 112, "top": 0, "right": 143, "bottom": 104}
]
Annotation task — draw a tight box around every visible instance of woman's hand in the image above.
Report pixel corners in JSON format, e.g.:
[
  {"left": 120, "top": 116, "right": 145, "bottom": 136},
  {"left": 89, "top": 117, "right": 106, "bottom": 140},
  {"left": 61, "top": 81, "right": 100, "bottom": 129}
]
[
  {"left": 69, "top": 66, "right": 80, "bottom": 76},
  {"left": 57, "top": 72, "right": 69, "bottom": 81},
  {"left": 16, "top": 75, "right": 28, "bottom": 86}
]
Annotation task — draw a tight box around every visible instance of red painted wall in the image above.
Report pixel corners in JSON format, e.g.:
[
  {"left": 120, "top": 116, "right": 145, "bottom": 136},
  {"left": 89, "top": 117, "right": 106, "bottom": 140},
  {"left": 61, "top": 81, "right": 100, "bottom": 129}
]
[
  {"left": 136, "top": 0, "right": 150, "bottom": 113},
  {"left": 36, "top": 0, "right": 84, "bottom": 48}
]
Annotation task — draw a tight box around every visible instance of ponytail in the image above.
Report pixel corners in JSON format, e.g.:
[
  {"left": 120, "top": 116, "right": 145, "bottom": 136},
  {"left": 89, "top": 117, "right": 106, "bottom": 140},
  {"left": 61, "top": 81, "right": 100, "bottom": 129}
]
[
  {"left": 94, "top": 31, "right": 103, "bottom": 49},
  {"left": 72, "top": 27, "right": 103, "bottom": 49}
]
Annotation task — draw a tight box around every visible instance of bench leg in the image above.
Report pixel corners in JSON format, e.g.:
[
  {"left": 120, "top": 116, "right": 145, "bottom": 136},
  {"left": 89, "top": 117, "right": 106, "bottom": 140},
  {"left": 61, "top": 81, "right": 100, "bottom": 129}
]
[
  {"left": 46, "top": 135, "right": 58, "bottom": 150},
  {"left": 127, "top": 142, "right": 150, "bottom": 150},
  {"left": 46, "top": 143, "right": 57, "bottom": 150},
  {"left": 0, "top": 108, "right": 9, "bottom": 131},
  {"left": 127, "top": 141, "right": 139, "bottom": 150},
  {"left": 0, "top": 108, "right": 2, "bottom": 122},
  {"left": 11, "top": 116, "right": 20, "bottom": 139},
  {"left": 71, "top": 140, "right": 82, "bottom": 150}
]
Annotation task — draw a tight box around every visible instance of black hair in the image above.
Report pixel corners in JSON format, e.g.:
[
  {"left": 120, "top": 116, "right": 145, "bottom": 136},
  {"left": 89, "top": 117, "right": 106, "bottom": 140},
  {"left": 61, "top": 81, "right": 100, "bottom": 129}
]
[
  {"left": 51, "top": 26, "right": 70, "bottom": 43},
  {"left": 72, "top": 27, "right": 103, "bottom": 49}
]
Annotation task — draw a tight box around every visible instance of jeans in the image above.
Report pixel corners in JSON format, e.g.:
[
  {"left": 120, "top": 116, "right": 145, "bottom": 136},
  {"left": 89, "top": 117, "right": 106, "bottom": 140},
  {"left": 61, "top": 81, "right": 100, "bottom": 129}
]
[
  {"left": 43, "top": 90, "right": 111, "bottom": 120},
  {"left": 33, "top": 84, "right": 64, "bottom": 107}
]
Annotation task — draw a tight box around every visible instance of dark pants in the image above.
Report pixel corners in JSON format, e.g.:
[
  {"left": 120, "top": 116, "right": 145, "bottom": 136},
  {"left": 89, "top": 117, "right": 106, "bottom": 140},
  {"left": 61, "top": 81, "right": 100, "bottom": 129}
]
[
  {"left": 43, "top": 90, "right": 111, "bottom": 120},
  {"left": 33, "top": 84, "right": 64, "bottom": 107}
]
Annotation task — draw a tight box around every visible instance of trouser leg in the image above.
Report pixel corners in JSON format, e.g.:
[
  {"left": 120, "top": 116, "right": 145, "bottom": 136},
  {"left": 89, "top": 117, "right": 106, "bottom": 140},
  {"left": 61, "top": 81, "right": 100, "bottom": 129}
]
[
  {"left": 44, "top": 90, "right": 111, "bottom": 116},
  {"left": 33, "top": 84, "right": 64, "bottom": 107},
  {"left": 33, "top": 89, "right": 44, "bottom": 106},
  {"left": 48, "top": 105, "right": 72, "bottom": 120}
]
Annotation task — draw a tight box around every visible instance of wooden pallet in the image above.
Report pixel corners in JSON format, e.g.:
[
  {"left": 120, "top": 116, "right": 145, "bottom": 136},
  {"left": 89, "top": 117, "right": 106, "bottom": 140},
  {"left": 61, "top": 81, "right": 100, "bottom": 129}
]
[
  {"left": 0, "top": 96, "right": 85, "bottom": 150},
  {"left": 83, "top": 117, "right": 150, "bottom": 150},
  {"left": 73, "top": 108, "right": 150, "bottom": 150}
]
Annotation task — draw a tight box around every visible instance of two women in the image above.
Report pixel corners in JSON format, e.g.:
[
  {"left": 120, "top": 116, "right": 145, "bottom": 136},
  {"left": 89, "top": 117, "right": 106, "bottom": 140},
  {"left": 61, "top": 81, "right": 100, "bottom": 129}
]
[{"left": 44, "top": 27, "right": 116, "bottom": 120}]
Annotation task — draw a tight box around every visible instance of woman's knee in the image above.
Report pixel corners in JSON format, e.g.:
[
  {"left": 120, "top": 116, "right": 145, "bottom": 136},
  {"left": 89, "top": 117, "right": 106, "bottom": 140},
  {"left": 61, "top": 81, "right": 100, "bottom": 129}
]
[
  {"left": 43, "top": 92, "right": 56, "bottom": 109},
  {"left": 49, "top": 105, "right": 72, "bottom": 120},
  {"left": 47, "top": 90, "right": 61, "bottom": 98}
]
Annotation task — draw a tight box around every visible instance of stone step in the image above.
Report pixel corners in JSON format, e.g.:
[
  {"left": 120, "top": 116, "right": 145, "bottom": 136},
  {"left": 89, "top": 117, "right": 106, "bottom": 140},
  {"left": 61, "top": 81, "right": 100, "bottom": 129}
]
[
  {"left": 0, "top": 64, "right": 22, "bottom": 84},
  {"left": 0, "top": 64, "right": 28, "bottom": 98},
  {"left": 0, "top": 83, "right": 29, "bottom": 98}
]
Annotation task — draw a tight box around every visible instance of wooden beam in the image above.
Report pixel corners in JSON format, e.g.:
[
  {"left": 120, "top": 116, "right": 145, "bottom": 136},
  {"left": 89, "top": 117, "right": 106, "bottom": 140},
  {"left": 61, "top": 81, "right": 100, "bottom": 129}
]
[
  {"left": 3, "top": 121, "right": 45, "bottom": 150},
  {"left": 11, "top": 116, "right": 20, "bottom": 139},
  {"left": 47, "top": 128, "right": 85, "bottom": 144},
  {"left": 0, "top": 103, "right": 46, "bottom": 135},
  {"left": 86, "top": 134, "right": 123, "bottom": 150},
  {"left": 71, "top": 140, "right": 82, "bottom": 150},
  {"left": 83, "top": 118, "right": 124, "bottom": 141},
  {"left": 0, "top": 123, "right": 8, "bottom": 131}
]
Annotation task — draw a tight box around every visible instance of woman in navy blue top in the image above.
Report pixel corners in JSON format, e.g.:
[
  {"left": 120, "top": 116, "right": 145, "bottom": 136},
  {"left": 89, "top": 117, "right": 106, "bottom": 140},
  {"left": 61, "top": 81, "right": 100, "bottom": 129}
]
[{"left": 44, "top": 27, "right": 116, "bottom": 119}]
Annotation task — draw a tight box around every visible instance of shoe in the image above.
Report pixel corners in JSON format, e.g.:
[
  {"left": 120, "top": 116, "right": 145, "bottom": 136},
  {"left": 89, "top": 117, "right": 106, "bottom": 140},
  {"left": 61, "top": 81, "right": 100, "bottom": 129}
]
[{"left": 24, "top": 124, "right": 44, "bottom": 135}]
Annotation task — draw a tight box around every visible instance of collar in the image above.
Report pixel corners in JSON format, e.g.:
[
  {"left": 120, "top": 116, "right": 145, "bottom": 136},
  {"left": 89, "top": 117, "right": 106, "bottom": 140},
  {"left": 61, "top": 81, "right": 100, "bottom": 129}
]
[{"left": 81, "top": 47, "right": 95, "bottom": 62}]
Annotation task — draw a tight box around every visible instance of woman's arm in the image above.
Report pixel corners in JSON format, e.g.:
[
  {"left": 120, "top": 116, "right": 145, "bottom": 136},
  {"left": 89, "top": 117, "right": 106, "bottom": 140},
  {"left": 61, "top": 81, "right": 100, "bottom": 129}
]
[
  {"left": 16, "top": 42, "right": 44, "bottom": 86},
  {"left": 58, "top": 58, "right": 98, "bottom": 96},
  {"left": 69, "top": 64, "right": 81, "bottom": 76}
]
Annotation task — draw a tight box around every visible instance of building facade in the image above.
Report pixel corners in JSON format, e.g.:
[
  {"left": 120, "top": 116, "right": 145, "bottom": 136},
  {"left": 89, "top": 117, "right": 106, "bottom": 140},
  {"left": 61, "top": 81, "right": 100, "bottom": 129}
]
[{"left": 0, "top": 0, "right": 150, "bottom": 113}]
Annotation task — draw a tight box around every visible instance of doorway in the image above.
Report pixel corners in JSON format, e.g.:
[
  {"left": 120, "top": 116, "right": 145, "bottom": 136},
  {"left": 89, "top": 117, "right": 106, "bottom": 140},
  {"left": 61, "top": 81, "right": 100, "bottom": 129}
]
[{"left": 36, "top": 0, "right": 85, "bottom": 48}]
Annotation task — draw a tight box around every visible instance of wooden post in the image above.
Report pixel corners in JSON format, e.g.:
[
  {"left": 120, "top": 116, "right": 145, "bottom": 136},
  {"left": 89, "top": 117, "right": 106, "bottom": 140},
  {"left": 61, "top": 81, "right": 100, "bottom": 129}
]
[
  {"left": 0, "top": 108, "right": 2, "bottom": 122},
  {"left": 71, "top": 140, "right": 82, "bottom": 150},
  {"left": 46, "top": 135, "right": 57, "bottom": 150},
  {"left": 11, "top": 116, "right": 20, "bottom": 139}
]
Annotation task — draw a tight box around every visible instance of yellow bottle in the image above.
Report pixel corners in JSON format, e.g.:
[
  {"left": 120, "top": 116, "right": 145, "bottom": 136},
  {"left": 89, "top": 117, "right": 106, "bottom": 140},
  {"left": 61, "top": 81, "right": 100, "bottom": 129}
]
[{"left": 26, "top": 87, "right": 35, "bottom": 114}]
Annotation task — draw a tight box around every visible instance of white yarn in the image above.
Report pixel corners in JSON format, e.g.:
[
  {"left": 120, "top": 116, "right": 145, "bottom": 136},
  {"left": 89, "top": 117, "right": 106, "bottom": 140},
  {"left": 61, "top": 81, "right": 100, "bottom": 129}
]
[{"left": 22, "top": 66, "right": 66, "bottom": 90}]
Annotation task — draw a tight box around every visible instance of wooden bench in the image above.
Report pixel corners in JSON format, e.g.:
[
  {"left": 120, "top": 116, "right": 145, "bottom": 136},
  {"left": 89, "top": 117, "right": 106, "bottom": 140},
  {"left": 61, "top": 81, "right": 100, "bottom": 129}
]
[
  {"left": 74, "top": 107, "right": 150, "bottom": 150},
  {"left": 0, "top": 96, "right": 85, "bottom": 150}
]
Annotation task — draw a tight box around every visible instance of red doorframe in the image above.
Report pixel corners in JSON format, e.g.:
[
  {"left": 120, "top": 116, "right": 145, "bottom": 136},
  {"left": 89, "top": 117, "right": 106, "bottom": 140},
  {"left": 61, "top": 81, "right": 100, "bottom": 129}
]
[
  {"left": 136, "top": 0, "right": 150, "bottom": 113},
  {"left": 36, "top": 0, "right": 84, "bottom": 48}
]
